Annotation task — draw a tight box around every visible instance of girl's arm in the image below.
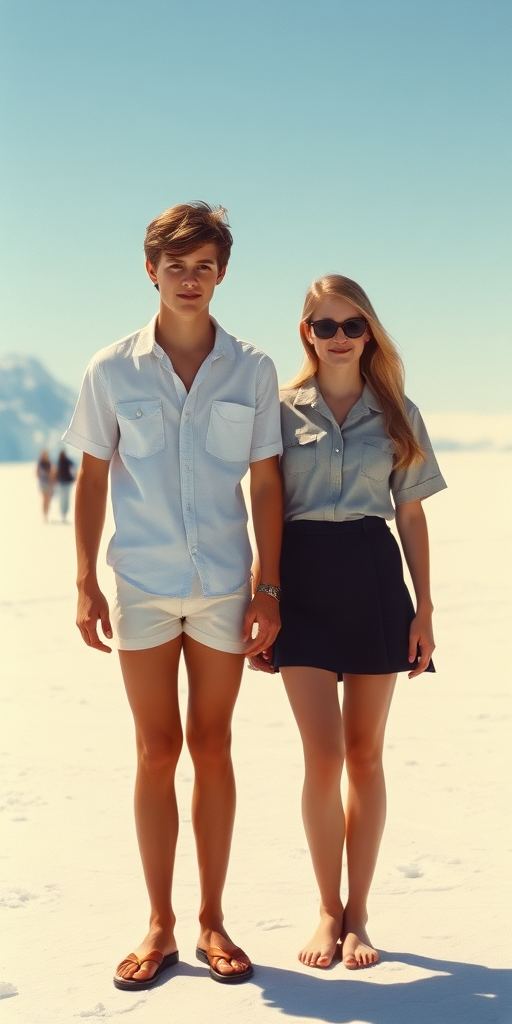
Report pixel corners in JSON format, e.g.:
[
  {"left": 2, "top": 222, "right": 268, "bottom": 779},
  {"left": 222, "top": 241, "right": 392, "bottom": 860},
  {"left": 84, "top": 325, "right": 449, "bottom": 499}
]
[{"left": 395, "top": 498, "right": 435, "bottom": 678}]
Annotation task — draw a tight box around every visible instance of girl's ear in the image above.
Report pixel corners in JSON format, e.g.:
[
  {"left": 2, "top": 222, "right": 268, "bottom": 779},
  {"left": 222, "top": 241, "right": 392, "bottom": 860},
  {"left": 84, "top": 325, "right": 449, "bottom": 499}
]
[{"left": 301, "top": 320, "right": 314, "bottom": 344}]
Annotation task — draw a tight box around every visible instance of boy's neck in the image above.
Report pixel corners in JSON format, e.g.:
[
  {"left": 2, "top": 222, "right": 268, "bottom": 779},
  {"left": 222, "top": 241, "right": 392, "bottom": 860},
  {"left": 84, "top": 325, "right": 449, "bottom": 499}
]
[{"left": 155, "top": 305, "right": 216, "bottom": 360}]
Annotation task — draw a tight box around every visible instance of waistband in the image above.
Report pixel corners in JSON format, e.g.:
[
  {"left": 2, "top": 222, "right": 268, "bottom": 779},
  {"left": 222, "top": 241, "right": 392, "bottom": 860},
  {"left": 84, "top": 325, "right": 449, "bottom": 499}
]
[{"left": 283, "top": 516, "right": 389, "bottom": 535}]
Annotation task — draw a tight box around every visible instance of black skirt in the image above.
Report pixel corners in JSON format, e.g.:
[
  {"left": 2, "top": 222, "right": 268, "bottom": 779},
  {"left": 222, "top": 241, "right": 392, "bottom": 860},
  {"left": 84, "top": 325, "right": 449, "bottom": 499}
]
[{"left": 273, "top": 517, "right": 434, "bottom": 680}]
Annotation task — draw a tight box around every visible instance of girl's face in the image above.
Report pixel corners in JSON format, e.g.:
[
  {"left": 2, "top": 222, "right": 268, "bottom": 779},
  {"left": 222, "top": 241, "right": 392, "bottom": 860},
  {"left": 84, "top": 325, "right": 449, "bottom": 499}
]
[{"left": 304, "top": 295, "right": 370, "bottom": 372}]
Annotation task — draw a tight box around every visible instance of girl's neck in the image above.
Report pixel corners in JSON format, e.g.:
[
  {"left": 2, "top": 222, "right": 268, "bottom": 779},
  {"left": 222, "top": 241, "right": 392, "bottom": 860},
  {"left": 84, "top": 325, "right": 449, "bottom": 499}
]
[
  {"left": 316, "top": 363, "right": 365, "bottom": 402},
  {"left": 316, "top": 364, "right": 365, "bottom": 425}
]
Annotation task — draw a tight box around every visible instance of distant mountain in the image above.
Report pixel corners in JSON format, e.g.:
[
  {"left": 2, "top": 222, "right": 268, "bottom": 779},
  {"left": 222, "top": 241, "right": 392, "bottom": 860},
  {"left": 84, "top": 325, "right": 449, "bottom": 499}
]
[
  {"left": 0, "top": 355, "right": 77, "bottom": 462},
  {"left": 1, "top": 355, "right": 510, "bottom": 463},
  {"left": 422, "top": 413, "right": 512, "bottom": 453}
]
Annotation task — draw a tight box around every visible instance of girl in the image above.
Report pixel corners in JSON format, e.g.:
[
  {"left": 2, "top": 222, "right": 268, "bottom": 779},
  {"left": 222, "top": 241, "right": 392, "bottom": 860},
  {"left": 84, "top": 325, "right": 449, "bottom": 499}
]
[
  {"left": 255, "top": 275, "right": 446, "bottom": 970},
  {"left": 36, "top": 449, "right": 54, "bottom": 521}
]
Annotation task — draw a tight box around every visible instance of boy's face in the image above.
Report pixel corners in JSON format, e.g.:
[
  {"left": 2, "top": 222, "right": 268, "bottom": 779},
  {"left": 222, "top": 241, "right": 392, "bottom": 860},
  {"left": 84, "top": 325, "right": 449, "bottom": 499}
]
[{"left": 146, "top": 243, "right": 226, "bottom": 319}]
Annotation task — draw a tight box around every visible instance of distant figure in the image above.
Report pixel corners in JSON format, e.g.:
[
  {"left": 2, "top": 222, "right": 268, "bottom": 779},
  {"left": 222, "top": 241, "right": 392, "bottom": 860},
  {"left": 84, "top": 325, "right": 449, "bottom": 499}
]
[
  {"left": 36, "top": 449, "right": 54, "bottom": 521},
  {"left": 54, "top": 450, "right": 75, "bottom": 521}
]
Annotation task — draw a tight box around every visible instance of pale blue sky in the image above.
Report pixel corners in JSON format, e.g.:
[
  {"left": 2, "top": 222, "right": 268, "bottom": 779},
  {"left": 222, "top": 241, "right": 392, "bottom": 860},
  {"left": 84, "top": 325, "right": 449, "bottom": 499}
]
[{"left": 1, "top": 0, "right": 510, "bottom": 411}]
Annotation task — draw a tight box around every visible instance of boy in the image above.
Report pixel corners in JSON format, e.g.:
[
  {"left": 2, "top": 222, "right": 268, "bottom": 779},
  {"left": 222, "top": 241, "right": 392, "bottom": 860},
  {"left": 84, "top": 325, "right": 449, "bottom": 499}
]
[{"left": 64, "top": 202, "right": 282, "bottom": 986}]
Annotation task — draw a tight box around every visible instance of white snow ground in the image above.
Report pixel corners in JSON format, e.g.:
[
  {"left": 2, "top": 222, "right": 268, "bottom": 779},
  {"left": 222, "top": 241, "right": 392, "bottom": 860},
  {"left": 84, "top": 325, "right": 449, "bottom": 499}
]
[{"left": 0, "top": 454, "right": 511, "bottom": 1024}]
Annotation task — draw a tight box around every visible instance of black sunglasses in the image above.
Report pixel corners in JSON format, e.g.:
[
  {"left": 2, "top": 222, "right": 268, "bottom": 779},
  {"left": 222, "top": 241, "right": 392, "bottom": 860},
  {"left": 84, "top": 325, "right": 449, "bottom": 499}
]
[{"left": 308, "top": 317, "right": 368, "bottom": 340}]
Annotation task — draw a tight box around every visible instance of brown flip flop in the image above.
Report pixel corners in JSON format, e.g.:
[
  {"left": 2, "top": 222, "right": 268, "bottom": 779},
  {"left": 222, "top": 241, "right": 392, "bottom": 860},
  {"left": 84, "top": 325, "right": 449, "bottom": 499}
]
[
  {"left": 113, "top": 948, "right": 179, "bottom": 989},
  {"left": 196, "top": 945, "right": 253, "bottom": 983}
]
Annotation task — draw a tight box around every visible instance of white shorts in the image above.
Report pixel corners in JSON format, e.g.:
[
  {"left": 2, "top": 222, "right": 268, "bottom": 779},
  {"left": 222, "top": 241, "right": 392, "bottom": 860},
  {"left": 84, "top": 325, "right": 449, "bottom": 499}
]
[{"left": 111, "top": 574, "right": 252, "bottom": 654}]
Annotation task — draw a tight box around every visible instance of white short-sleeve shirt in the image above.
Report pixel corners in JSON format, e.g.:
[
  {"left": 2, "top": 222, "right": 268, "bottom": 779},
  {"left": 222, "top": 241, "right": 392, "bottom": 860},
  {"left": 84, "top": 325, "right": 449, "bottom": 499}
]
[
  {"left": 279, "top": 379, "right": 446, "bottom": 522},
  {"left": 63, "top": 316, "right": 282, "bottom": 597}
]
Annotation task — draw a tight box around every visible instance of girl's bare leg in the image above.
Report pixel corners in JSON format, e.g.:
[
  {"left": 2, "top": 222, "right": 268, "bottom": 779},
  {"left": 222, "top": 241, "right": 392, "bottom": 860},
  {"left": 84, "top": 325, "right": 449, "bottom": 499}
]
[
  {"left": 183, "top": 636, "right": 250, "bottom": 979},
  {"left": 341, "top": 673, "right": 396, "bottom": 968},
  {"left": 42, "top": 489, "right": 52, "bottom": 520},
  {"left": 115, "top": 637, "right": 183, "bottom": 982},
  {"left": 281, "top": 666, "right": 344, "bottom": 967}
]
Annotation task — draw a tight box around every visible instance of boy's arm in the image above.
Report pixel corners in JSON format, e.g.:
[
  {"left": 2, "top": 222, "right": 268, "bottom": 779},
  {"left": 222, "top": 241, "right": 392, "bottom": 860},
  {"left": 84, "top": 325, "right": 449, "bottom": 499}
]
[
  {"left": 243, "top": 455, "right": 283, "bottom": 657},
  {"left": 395, "top": 498, "right": 435, "bottom": 678},
  {"left": 75, "top": 453, "right": 113, "bottom": 653}
]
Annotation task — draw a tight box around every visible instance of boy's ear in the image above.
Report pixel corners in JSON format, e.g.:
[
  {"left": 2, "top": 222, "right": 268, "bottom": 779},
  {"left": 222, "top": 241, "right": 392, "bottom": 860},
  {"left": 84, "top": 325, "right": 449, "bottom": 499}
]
[
  {"left": 216, "top": 264, "right": 227, "bottom": 285},
  {"left": 145, "top": 258, "right": 158, "bottom": 284}
]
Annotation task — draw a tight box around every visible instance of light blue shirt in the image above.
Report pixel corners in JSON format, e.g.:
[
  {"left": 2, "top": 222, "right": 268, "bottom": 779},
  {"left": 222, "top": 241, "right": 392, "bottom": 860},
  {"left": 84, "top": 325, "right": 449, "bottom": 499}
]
[
  {"left": 280, "top": 379, "right": 446, "bottom": 522},
  {"left": 64, "top": 316, "right": 282, "bottom": 597}
]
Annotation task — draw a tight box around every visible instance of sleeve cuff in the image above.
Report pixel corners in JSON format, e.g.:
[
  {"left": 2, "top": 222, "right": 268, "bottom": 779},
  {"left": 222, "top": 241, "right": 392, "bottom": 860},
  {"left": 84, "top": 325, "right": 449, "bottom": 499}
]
[
  {"left": 249, "top": 441, "right": 283, "bottom": 463},
  {"left": 394, "top": 474, "right": 447, "bottom": 505},
  {"left": 61, "top": 429, "right": 114, "bottom": 461}
]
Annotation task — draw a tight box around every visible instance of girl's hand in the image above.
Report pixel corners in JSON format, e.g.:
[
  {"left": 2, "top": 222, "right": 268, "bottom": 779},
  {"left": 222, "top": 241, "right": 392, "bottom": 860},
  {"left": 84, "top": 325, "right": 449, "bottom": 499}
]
[
  {"left": 408, "top": 612, "right": 435, "bottom": 678},
  {"left": 246, "top": 647, "right": 276, "bottom": 674}
]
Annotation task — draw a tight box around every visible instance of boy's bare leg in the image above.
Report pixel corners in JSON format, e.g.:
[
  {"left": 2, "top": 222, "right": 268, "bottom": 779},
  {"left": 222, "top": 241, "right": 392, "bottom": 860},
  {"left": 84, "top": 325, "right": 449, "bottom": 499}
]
[
  {"left": 183, "top": 636, "right": 251, "bottom": 978},
  {"left": 341, "top": 673, "right": 396, "bottom": 968},
  {"left": 115, "top": 637, "right": 183, "bottom": 982},
  {"left": 281, "top": 667, "right": 345, "bottom": 967}
]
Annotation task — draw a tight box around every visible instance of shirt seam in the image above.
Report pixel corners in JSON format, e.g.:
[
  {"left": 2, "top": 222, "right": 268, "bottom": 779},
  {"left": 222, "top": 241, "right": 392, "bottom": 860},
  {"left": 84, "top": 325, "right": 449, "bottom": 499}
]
[{"left": 94, "top": 359, "right": 116, "bottom": 412}]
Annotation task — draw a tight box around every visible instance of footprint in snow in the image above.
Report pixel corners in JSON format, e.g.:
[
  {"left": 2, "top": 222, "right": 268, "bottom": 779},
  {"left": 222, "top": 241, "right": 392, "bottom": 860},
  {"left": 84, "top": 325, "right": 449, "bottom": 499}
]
[
  {"left": 0, "top": 983, "right": 18, "bottom": 1000},
  {"left": 397, "top": 863, "right": 424, "bottom": 879},
  {"left": 256, "top": 919, "right": 292, "bottom": 931}
]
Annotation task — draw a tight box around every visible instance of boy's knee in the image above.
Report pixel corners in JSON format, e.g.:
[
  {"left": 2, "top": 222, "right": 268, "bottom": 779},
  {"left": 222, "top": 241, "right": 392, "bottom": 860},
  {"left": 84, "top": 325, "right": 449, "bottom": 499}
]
[
  {"left": 136, "top": 731, "right": 183, "bottom": 775},
  {"left": 186, "top": 725, "right": 232, "bottom": 768}
]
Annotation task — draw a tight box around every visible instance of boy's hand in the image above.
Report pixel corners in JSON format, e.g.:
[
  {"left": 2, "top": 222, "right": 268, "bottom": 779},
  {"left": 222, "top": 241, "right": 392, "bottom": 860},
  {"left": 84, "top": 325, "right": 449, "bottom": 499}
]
[
  {"left": 76, "top": 583, "right": 113, "bottom": 653},
  {"left": 242, "top": 592, "right": 280, "bottom": 657}
]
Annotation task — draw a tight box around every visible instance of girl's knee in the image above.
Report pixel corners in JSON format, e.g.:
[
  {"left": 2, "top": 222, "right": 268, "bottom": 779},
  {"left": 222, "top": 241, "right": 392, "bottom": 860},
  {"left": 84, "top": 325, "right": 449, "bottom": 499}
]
[
  {"left": 304, "top": 742, "right": 344, "bottom": 787},
  {"left": 345, "top": 741, "right": 383, "bottom": 781}
]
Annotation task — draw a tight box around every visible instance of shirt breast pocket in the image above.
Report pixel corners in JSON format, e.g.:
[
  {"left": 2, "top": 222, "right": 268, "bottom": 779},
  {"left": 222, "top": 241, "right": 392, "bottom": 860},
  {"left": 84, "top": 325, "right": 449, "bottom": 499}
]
[
  {"left": 116, "top": 399, "right": 165, "bottom": 459},
  {"left": 361, "top": 437, "right": 395, "bottom": 482},
  {"left": 282, "top": 432, "right": 318, "bottom": 475},
  {"left": 206, "top": 401, "right": 255, "bottom": 463}
]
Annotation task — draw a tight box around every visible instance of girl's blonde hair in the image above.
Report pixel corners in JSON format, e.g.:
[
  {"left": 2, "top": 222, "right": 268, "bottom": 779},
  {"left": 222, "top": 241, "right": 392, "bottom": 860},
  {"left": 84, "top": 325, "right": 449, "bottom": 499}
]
[{"left": 288, "top": 274, "right": 424, "bottom": 469}]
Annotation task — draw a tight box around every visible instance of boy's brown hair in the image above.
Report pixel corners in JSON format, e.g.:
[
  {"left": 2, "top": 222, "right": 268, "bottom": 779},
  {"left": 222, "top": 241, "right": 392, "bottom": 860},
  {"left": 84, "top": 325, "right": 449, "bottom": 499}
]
[{"left": 144, "top": 201, "right": 233, "bottom": 271}]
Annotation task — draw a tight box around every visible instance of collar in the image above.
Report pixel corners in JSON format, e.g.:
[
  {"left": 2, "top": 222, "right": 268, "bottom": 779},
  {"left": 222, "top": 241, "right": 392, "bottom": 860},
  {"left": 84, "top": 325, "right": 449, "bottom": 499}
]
[
  {"left": 293, "top": 380, "right": 319, "bottom": 408},
  {"left": 362, "top": 381, "right": 382, "bottom": 413},
  {"left": 293, "top": 377, "right": 382, "bottom": 413},
  {"left": 133, "top": 315, "right": 235, "bottom": 362}
]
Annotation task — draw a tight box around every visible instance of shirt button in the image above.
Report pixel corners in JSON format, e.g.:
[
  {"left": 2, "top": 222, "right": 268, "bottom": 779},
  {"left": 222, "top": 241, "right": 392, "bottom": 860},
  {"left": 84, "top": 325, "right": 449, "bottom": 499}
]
[
  {"left": 334, "top": 448, "right": 340, "bottom": 453},
  {"left": 136, "top": 409, "right": 142, "bottom": 418},
  {"left": 184, "top": 464, "right": 189, "bottom": 471},
  {"left": 184, "top": 413, "right": 190, "bottom": 419}
]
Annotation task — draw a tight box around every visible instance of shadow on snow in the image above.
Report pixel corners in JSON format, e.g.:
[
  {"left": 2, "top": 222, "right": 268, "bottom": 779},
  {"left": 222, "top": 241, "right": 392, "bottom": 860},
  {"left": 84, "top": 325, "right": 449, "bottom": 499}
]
[{"left": 251, "top": 951, "right": 511, "bottom": 1024}]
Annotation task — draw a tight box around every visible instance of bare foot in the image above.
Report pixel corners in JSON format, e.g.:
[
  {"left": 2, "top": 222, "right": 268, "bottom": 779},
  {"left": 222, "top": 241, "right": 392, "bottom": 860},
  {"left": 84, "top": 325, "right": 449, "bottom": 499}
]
[
  {"left": 115, "top": 925, "right": 178, "bottom": 983},
  {"left": 298, "top": 910, "right": 344, "bottom": 968},
  {"left": 197, "top": 926, "right": 252, "bottom": 979},
  {"left": 341, "top": 921, "right": 378, "bottom": 969}
]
